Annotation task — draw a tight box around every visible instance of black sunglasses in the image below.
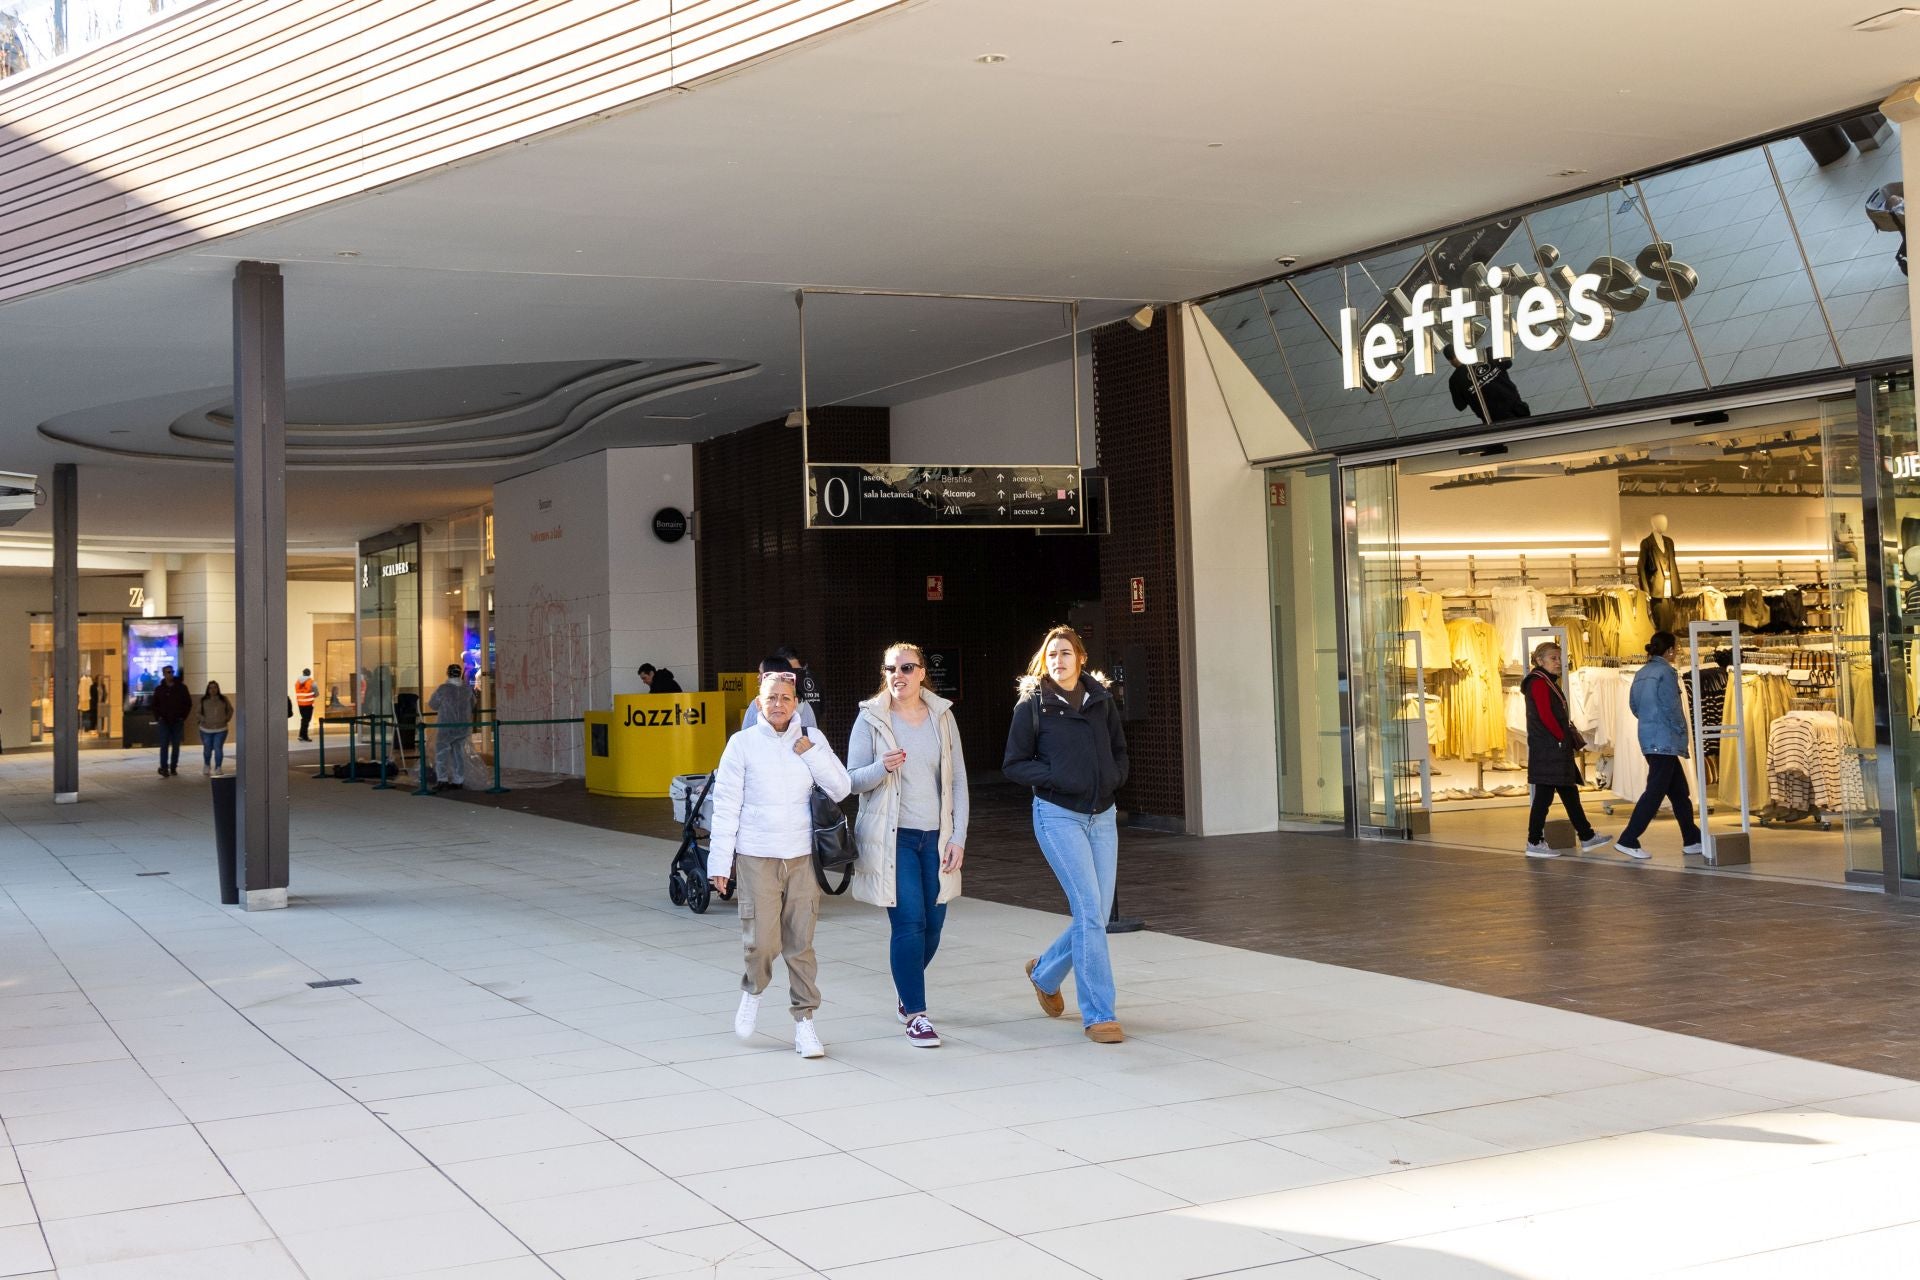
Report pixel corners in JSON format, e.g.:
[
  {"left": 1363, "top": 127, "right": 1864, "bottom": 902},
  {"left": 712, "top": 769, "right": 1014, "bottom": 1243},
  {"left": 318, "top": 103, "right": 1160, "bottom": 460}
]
[{"left": 883, "top": 662, "right": 922, "bottom": 674}]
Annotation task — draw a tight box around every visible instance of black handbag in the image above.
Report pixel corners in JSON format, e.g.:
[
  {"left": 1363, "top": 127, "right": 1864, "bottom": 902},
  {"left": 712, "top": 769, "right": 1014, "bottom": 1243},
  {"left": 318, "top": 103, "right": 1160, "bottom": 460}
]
[{"left": 810, "top": 784, "right": 856, "bottom": 895}]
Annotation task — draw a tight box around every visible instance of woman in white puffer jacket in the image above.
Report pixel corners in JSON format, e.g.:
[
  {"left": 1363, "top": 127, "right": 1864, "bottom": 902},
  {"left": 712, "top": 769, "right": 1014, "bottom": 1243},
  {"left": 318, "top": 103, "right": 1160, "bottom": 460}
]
[{"left": 707, "top": 669, "right": 852, "bottom": 1059}]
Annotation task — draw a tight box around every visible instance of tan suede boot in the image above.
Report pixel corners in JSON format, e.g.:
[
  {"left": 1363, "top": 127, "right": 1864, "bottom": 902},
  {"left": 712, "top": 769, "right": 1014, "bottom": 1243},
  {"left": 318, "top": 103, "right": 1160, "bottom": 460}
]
[
  {"left": 1085, "top": 1021, "right": 1124, "bottom": 1044},
  {"left": 1025, "top": 958, "right": 1064, "bottom": 1018}
]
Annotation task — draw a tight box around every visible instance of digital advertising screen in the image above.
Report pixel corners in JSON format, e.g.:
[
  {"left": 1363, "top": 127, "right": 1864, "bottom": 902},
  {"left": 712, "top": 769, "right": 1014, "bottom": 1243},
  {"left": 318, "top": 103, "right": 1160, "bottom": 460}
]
[{"left": 123, "top": 617, "right": 183, "bottom": 709}]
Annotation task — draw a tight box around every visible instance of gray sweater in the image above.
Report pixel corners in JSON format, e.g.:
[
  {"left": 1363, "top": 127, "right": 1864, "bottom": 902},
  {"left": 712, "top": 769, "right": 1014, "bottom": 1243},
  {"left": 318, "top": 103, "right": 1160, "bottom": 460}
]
[{"left": 847, "top": 699, "right": 969, "bottom": 847}]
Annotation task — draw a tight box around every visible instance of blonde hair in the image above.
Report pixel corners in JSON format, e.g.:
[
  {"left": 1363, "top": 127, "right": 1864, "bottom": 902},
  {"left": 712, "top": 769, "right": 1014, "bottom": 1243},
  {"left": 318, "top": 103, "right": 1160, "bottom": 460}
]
[
  {"left": 873, "top": 642, "right": 927, "bottom": 700},
  {"left": 1530, "top": 641, "right": 1561, "bottom": 668},
  {"left": 1025, "top": 625, "right": 1089, "bottom": 684}
]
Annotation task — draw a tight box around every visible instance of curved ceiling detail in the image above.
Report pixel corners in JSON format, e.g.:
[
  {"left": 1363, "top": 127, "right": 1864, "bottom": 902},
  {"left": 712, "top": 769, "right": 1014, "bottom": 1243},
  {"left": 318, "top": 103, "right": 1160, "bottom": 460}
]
[{"left": 38, "top": 359, "right": 759, "bottom": 470}]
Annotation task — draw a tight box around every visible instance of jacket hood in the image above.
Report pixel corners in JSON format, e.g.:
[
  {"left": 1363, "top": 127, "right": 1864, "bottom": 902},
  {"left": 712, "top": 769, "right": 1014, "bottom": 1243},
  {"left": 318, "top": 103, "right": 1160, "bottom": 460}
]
[{"left": 1015, "top": 672, "right": 1111, "bottom": 702}]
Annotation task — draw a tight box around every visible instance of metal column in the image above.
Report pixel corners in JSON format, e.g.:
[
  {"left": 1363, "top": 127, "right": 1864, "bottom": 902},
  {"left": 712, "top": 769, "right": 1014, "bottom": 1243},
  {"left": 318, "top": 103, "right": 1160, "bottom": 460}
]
[
  {"left": 233, "top": 261, "right": 289, "bottom": 909},
  {"left": 51, "top": 463, "right": 77, "bottom": 804}
]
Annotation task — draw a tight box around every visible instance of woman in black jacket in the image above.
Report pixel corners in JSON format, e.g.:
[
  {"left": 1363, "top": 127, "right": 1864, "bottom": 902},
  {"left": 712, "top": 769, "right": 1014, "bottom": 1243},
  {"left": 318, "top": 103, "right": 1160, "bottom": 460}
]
[{"left": 1002, "top": 625, "right": 1129, "bottom": 1043}]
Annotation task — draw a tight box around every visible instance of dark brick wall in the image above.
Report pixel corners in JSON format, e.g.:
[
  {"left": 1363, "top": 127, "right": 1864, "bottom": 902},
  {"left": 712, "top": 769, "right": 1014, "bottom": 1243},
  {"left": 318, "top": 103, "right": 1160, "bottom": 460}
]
[
  {"left": 1092, "top": 316, "right": 1186, "bottom": 823},
  {"left": 693, "top": 409, "right": 1100, "bottom": 778}
]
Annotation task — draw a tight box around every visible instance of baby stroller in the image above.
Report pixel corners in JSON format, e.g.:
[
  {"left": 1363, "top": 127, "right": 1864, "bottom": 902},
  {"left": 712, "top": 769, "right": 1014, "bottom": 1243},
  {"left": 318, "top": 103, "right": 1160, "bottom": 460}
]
[{"left": 668, "top": 773, "right": 735, "bottom": 914}]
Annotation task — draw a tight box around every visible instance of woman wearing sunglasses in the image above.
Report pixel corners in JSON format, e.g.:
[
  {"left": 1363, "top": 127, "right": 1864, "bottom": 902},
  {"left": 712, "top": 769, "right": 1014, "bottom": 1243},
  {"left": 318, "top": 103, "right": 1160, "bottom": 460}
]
[
  {"left": 1003, "top": 625, "right": 1129, "bottom": 1043},
  {"left": 708, "top": 667, "right": 852, "bottom": 1059},
  {"left": 847, "top": 643, "right": 968, "bottom": 1048}
]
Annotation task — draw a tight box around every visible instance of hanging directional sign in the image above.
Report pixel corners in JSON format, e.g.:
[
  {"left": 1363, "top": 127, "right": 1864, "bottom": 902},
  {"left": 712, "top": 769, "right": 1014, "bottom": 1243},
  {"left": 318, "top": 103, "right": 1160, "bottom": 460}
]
[{"left": 807, "top": 464, "right": 1084, "bottom": 530}]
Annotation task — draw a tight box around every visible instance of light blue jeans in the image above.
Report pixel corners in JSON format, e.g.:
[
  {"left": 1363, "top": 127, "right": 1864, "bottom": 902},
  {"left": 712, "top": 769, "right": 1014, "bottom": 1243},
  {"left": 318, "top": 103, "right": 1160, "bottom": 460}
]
[
  {"left": 1029, "top": 798, "right": 1118, "bottom": 1026},
  {"left": 201, "top": 729, "right": 227, "bottom": 769}
]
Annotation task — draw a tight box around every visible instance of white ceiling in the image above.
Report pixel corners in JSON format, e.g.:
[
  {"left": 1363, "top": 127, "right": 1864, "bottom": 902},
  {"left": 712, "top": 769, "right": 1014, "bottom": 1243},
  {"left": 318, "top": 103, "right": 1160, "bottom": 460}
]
[{"left": 0, "top": 0, "right": 1914, "bottom": 548}]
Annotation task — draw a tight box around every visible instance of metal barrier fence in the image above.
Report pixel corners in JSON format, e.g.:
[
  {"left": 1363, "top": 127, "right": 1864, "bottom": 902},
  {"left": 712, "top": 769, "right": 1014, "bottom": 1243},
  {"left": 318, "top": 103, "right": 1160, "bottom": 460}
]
[{"left": 313, "top": 714, "right": 581, "bottom": 796}]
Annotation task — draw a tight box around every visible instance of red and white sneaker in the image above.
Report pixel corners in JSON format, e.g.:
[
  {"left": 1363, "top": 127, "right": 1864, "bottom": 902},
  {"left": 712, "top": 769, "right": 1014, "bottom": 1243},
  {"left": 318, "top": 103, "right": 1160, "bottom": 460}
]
[{"left": 904, "top": 1013, "right": 941, "bottom": 1048}]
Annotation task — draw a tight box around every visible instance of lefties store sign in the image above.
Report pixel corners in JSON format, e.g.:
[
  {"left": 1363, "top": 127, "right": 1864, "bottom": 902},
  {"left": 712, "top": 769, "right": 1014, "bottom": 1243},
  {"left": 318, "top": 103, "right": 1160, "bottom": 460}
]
[{"left": 1339, "top": 242, "right": 1697, "bottom": 389}]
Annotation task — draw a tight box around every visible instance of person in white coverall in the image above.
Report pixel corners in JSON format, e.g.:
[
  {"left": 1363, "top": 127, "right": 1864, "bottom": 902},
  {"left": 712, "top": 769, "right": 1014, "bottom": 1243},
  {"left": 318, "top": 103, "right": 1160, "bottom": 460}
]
[{"left": 427, "top": 664, "right": 473, "bottom": 791}]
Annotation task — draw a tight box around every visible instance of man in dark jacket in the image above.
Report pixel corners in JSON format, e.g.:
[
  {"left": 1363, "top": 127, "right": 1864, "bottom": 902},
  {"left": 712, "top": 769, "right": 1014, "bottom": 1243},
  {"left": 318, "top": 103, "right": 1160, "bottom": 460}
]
[
  {"left": 1520, "top": 643, "right": 1610, "bottom": 857},
  {"left": 1447, "top": 344, "right": 1530, "bottom": 424},
  {"left": 151, "top": 666, "right": 191, "bottom": 778},
  {"left": 638, "top": 664, "right": 683, "bottom": 694}
]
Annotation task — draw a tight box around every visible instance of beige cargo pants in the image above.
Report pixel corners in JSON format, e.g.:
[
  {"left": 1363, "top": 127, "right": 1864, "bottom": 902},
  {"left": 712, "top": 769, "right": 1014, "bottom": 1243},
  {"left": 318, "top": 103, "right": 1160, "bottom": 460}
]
[{"left": 734, "top": 854, "right": 822, "bottom": 1021}]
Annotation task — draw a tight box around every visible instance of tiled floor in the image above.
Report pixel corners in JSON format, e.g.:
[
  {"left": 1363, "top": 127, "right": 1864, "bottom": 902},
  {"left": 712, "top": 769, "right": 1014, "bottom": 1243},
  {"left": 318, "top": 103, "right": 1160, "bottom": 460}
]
[
  {"left": 1, "top": 752, "right": 1919, "bottom": 1277},
  {"left": 449, "top": 776, "right": 1920, "bottom": 1077}
]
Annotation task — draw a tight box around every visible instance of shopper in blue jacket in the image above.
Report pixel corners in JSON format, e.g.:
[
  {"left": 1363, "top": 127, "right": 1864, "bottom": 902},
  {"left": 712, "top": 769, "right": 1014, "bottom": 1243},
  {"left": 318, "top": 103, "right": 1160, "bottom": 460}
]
[
  {"left": 1003, "top": 625, "right": 1129, "bottom": 1044},
  {"left": 1615, "top": 631, "right": 1704, "bottom": 860}
]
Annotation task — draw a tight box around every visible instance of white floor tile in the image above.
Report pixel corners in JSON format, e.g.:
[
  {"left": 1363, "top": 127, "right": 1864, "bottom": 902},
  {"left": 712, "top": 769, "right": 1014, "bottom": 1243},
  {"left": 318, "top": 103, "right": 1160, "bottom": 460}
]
[
  {"left": 1025, "top": 1210, "right": 1306, "bottom": 1280},
  {"left": 854, "top": 1126, "right": 1086, "bottom": 1190},
  {"left": 1109, "top": 1140, "right": 1353, "bottom": 1203},
  {"left": 40, "top": 1195, "right": 273, "bottom": 1269},
  {"left": 277, "top": 1208, "right": 532, "bottom": 1280},
  {"left": 681, "top": 1151, "right": 913, "bottom": 1217},
  {"left": 827, "top": 1235, "right": 1089, "bottom": 1279},
  {"left": 748, "top": 1191, "right": 1004, "bottom": 1270},
  {"left": 0, "top": 1225, "right": 53, "bottom": 1277},
  {"left": 442, "top": 1142, "right": 661, "bottom": 1205},
  {"left": 56, "top": 1239, "right": 307, "bottom": 1280},
  {"left": 543, "top": 1221, "right": 811, "bottom": 1280},
  {"left": 247, "top": 1169, "right": 476, "bottom": 1236},
  {"left": 620, "top": 1117, "right": 836, "bottom": 1177},
  {"left": 486, "top": 1178, "right": 727, "bottom": 1252},
  {"left": 937, "top": 1163, "right": 1184, "bottom": 1234}
]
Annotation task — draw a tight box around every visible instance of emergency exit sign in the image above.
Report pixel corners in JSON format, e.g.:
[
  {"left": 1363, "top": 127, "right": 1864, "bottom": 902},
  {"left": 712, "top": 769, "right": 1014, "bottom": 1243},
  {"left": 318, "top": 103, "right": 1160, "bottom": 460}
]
[{"left": 1129, "top": 576, "right": 1146, "bottom": 614}]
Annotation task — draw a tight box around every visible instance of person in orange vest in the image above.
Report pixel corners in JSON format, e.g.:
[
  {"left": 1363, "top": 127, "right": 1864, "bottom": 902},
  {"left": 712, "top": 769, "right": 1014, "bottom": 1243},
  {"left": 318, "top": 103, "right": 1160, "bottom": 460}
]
[{"left": 295, "top": 668, "right": 317, "bottom": 741}]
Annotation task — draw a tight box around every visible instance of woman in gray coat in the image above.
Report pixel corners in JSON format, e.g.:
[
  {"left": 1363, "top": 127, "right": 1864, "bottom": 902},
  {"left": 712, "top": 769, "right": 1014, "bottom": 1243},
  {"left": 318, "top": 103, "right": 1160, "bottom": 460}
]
[
  {"left": 846, "top": 642, "right": 967, "bottom": 1049},
  {"left": 1519, "top": 642, "right": 1610, "bottom": 858}
]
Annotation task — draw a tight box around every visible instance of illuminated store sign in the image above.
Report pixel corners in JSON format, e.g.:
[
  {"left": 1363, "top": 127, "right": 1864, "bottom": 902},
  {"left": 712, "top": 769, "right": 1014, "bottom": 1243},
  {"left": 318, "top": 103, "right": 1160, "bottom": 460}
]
[{"left": 1339, "top": 242, "right": 1698, "bottom": 389}]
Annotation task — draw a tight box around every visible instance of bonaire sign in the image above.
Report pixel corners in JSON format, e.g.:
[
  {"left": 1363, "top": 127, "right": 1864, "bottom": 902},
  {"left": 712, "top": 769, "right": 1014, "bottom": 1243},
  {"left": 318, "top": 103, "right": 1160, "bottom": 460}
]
[{"left": 1339, "top": 241, "right": 1697, "bottom": 390}]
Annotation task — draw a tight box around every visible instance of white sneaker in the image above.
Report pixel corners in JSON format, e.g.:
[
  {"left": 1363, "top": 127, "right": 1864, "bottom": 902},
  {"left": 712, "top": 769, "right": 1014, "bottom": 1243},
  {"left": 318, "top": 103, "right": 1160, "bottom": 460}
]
[
  {"left": 1616, "top": 840, "right": 1652, "bottom": 861},
  {"left": 794, "top": 1017, "right": 825, "bottom": 1059},
  {"left": 733, "top": 991, "right": 760, "bottom": 1042},
  {"left": 1580, "top": 831, "right": 1615, "bottom": 852},
  {"left": 1682, "top": 842, "right": 1704, "bottom": 856},
  {"left": 202, "top": 764, "right": 212, "bottom": 776},
  {"left": 1524, "top": 842, "right": 1559, "bottom": 858}
]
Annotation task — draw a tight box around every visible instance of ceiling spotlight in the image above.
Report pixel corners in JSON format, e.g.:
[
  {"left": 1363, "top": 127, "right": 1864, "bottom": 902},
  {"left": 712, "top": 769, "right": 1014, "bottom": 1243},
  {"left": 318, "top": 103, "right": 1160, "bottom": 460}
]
[
  {"left": 335, "top": 250, "right": 360, "bottom": 258},
  {"left": 1126, "top": 306, "right": 1155, "bottom": 331},
  {"left": 974, "top": 53, "right": 1007, "bottom": 64}
]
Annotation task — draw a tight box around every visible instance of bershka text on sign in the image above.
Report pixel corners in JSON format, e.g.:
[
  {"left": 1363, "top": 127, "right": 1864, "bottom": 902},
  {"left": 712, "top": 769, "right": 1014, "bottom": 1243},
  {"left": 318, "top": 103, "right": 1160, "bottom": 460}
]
[{"left": 1338, "top": 241, "right": 1698, "bottom": 390}]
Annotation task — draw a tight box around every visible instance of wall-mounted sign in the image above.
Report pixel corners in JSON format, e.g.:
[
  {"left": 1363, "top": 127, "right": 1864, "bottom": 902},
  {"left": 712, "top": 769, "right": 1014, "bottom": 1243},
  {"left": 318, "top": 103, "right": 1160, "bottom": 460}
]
[
  {"left": 1269, "top": 482, "right": 1287, "bottom": 507},
  {"left": 1888, "top": 452, "right": 1920, "bottom": 479},
  {"left": 808, "top": 464, "right": 1083, "bottom": 530},
  {"left": 1339, "top": 242, "right": 1699, "bottom": 390},
  {"left": 380, "top": 560, "right": 412, "bottom": 578},
  {"left": 926, "top": 574, "right": 944, "bottom": 601},
  {"left": 923, "top": 647, "right": 962, "bottom": 699},
  {"left": 1129, "top": 576, "right": 1147, "bottom": 614},
  {"left": 652, "top": 507, "right": 688, "bottom": 543}
]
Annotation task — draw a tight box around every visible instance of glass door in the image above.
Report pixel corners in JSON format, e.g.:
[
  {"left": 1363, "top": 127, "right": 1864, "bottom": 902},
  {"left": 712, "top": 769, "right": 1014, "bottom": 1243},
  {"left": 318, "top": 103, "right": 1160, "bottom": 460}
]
[
  {"left": 1267, "top": 461, "right": 1344, "bottom": 825},
  {"left": 1343, "top": 461, "right": 1423, "bottom": 835},
  {"left": 1865, "top": 370, "right": 1920, "bottom": 883}
]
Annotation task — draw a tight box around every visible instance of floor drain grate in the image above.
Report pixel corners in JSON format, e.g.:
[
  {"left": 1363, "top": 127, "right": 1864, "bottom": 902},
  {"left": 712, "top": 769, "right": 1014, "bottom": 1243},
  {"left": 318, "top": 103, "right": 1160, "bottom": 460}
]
[
  {"left": 135, "top": 871, "right": 170, "bottom": 877},
  {"left": 307, "top": 978, "right": 361, "bottom": 989}
]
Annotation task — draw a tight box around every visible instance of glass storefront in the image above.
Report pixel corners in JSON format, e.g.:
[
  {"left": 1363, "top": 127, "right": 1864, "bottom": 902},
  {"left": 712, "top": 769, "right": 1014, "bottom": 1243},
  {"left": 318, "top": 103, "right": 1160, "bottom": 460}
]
[
  {"left": 357, "top": 506, "right": 494, "bottom": 753},
  {"left": 1266, "top": 460, "right": 1344, "bottom": 826},
  {"left": 1282, "top": 385, "right": 1917, "bottom": 888},
  {"left": 1864, "top": 370, "right": 1920, "bottom": 881},
  {"left": 27, "top": 614, "right": 124, "bottom": 745}
]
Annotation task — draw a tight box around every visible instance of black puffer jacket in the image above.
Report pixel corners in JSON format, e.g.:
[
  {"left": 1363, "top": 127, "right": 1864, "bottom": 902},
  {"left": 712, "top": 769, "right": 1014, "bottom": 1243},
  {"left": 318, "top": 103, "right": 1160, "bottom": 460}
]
[
  {"left": 1520, "top": 667, "right": 1582, "bottom": 787},
  {"left": 1002, "top": 674, "right": 1129, "bottom": 815}
]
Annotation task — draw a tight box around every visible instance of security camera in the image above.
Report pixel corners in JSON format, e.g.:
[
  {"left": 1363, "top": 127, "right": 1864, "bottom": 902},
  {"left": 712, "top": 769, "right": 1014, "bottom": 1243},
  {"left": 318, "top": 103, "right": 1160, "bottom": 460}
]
[
  {"left": 1126, "top": 306, "right": 1155, "bottom": 331},
  {"left": 1275, "top": 255, "right": 1299, "bottom": 269}
]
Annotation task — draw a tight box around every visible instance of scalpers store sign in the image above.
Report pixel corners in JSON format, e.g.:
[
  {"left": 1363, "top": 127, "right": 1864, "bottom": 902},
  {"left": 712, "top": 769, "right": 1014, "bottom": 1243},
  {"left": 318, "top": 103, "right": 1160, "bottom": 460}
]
[{"left": 1339, "top": 242, "right": 1697, "bottom": 389}]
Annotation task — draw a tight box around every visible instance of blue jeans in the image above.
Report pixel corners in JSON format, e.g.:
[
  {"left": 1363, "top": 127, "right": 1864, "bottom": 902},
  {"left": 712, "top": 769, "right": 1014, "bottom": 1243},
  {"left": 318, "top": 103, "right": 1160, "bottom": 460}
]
[
  {"left": 888, "top": 829, "right": 946, "bottom": 1014},
  {"left": 201, "top": 730, "right": 227, "bottom": 769},
  {"left": 157, "top": 720, "right": 183, "bottom": 771},
  {"left": 1030, "top": 798, "right": 1118, "bottom": 1026}
]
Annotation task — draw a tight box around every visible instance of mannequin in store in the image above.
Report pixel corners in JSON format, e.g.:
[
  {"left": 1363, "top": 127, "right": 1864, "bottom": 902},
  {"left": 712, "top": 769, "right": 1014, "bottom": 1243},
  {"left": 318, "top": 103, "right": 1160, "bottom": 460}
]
[{"left": 1638, "top": 513, "right": 1682, "bottom": 632}]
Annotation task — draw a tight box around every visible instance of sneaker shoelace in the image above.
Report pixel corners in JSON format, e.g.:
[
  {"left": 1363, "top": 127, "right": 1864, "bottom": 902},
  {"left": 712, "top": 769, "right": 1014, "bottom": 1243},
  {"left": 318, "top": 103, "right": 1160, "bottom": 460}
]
[{"left": 907, "top": 1015, "right": 935, "bottom": 1036}]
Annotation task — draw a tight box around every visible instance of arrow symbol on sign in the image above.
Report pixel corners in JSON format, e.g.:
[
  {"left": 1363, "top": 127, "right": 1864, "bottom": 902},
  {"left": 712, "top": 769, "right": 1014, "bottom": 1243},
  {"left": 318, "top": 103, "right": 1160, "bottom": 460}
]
[
  {"left": 997, "top": 489, "right": 1006, "bottom": 498},
  {"left": 996, "top": 472, "right": 1005, "bottom": 481},
  {"left": 997, "top": 505, "right": 1006, "bottom": 516},
  {"left": 1068, "top": 506, "right": 1077, "bottom": 515}
]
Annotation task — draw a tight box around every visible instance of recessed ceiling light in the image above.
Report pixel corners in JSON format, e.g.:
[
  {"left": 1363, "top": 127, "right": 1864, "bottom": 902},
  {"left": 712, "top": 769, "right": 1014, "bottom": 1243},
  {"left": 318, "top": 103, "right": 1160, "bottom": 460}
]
[
  {"left": 335, "top": 250, "right": 360, "bottom": 258},
  {"left": 974, "top": 53, "right": 1006, "bottom": 64},
  {"left": 1856, "top": 7, "right": 1920, "bottom": 30},
  {"left": 1555, "top": 167, "right": 1588, "bottom": 177},
  {"left": 1206, "top": 142, "right": 1224, "bottom": 149}
]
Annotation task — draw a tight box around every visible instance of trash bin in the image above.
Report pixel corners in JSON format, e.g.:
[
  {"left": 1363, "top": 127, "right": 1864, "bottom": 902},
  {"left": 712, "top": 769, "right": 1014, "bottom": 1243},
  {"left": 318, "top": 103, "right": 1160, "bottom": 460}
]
[{"left": 210, "top": 774, "right": 239, "bottom": 905}]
